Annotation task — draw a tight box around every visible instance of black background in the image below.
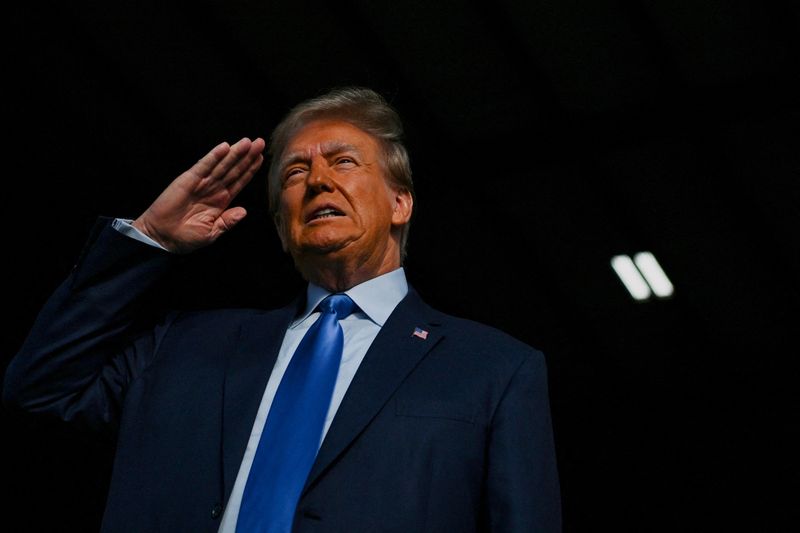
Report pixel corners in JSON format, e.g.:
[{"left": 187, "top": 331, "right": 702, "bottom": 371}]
[{"left": 3, "top": 1, "right": 798, "bottom": 531}]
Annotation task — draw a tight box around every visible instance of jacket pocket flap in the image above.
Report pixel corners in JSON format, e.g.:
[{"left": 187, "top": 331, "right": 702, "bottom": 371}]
[{"left": 395, "top": 397, "right": 475, "bottom": 424}]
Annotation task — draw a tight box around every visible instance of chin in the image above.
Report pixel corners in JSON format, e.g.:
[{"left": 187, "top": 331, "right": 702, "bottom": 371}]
[
  {"left": 293, "top": 237, "right": 354, "bottom": 258},
  {"left": 294, "top": 227, "right": 364, "bottom": 254}
]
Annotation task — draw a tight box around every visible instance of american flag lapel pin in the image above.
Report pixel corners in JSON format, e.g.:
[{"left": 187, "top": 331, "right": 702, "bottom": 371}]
[{"left": 412, "top": 327, "right": 429, "bottom": 340}]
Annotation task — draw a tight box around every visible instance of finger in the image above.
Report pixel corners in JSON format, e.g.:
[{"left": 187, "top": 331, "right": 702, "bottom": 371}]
[
  {"left": 226, "top": 154, "right": 264, "bottom": 200},
  {"left": 192, "top": 141, "right": 231, "bottom": 177},
  {"left": 210, "top": 207, "right": 247, "bottom": 240},
  {"left": 208, "top": 137, "right": 253, "bottom": 181},
  {"left": 221, "top": 137, "right": 266, "bottom": 187}
]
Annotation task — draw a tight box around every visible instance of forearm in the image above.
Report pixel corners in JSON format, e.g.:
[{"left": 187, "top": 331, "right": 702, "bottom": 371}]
[{"left": 3, "top": 217, "right": 181, "bottom": 431}]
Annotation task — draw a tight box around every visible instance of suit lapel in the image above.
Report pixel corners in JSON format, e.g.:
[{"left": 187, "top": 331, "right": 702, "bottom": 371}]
[
  {"left": 221, "top": 299, "right": 300, "bottom": 501},
  {"left": 303, "top": 289, "right": 444, "bottom": 494}
]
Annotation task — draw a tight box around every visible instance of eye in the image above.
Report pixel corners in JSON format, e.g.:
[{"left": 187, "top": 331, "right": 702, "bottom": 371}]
[
  {"left": 336, "top": 156, "right": 356, "bottom": 166},
  {"left": 283, "top": 167, "right": 307, "bottom": 181}
]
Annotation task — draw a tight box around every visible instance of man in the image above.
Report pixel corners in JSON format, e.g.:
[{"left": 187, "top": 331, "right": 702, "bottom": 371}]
[{"left": 3, "top": 87, "right": 561, "bottom": 532}]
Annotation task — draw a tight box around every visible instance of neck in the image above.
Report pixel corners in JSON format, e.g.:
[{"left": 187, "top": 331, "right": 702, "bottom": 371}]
[{"left": 295, "top": 247, "right": 401, "bottom": 293}]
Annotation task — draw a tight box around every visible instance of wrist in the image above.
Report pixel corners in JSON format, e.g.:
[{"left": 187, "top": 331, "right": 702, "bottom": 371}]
[{"left": 132, "top": 216, "right": 175, "bottom": 253}]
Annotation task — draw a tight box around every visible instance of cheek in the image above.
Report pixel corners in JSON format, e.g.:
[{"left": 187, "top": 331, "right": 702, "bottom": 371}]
[
  {"left": 279, "top": 191, "right": 302, "bottom": 221},
  {"left": 360, "top": 184, "right": 396, "bottom": 219}
]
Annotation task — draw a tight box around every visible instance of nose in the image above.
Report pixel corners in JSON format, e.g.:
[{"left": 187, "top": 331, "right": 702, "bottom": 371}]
[{"left": 306, "top": 162, "right": 335, "bottom": 195}]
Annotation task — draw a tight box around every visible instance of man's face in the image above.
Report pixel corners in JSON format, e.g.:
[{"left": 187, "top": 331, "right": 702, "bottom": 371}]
[{"left": 275, "top": 119, "right": 412, "bottom": 273}]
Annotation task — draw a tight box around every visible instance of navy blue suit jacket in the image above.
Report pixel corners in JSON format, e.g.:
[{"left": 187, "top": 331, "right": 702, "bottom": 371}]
[{"left": 3, "top": 217, "right": 561, "bottom": 532}]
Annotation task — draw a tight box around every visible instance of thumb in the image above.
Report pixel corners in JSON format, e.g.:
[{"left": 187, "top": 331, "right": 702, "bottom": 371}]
[{"left": 212, "top": 207, "right": 247, "bottom": 238}]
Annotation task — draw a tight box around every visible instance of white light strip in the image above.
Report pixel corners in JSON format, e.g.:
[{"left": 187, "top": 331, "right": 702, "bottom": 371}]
[
  {"left": 633, "top": 252, "right": 674, "bottom": 297},
  {"left": 611, "top": 255, "right": 651, "bottom": 300}
]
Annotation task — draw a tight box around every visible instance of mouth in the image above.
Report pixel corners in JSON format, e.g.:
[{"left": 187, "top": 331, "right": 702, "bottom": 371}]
[{"left": 306, "top": 205, "right": 346, "bottom": 223}]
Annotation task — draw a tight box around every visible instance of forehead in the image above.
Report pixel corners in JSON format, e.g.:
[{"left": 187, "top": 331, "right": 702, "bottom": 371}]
[{"left": 284, "top": 119, "right": 380, "bottom": 156}]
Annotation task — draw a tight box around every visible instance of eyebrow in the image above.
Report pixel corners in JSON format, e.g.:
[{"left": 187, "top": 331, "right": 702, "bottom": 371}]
[{"left": 280, "top": 141, "right": 364, "bottom": 172}]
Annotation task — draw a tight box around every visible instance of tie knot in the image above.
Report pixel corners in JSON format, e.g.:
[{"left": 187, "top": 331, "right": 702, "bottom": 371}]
[{"left": 318, "top": 293, "right": 356, "bottom": 319}]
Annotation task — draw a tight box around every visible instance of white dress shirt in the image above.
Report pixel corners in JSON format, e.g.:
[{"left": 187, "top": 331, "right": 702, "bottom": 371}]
[{"left": 110, "top": 218, "right": 409, "bottom": 532}]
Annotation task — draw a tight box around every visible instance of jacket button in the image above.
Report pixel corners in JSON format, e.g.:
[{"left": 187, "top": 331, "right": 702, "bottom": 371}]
[{"left": 211, "top": 504, "right": 223, "bottom": 519}]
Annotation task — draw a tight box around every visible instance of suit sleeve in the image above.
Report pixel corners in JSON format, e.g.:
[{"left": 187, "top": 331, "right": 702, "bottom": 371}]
[
  {"left": 485, "top": 350, "right": 562, "bottom": 532},
  {"left": 2, "top": 216, "right": 182, "bottom": 434}
]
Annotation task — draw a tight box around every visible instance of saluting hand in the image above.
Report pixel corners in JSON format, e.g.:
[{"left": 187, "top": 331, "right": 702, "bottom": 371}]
[{"left": 132, "top": 137, "right": 266, "bottom": 254}]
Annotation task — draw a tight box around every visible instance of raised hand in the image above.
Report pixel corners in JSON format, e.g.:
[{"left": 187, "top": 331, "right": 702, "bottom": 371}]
[{"left": 132, "top": 137, "right": 266, "bottom": 254}]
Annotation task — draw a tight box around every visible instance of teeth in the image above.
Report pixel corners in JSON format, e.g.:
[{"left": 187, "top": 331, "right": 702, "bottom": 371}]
[{"left": 314, "top": 208, "right": 340, "bottom": 218}]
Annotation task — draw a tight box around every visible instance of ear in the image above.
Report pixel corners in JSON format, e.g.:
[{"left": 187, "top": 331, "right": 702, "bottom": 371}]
[{"left": 391, "top": 188, "right": 413, "bottom": 227}]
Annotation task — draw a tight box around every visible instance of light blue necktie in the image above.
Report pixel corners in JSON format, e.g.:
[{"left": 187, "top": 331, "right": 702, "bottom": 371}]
[{"left": 236, "top": 293, "right": 356, "bottom": 533}]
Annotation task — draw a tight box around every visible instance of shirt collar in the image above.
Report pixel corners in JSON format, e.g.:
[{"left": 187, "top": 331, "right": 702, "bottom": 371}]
[{"left": 293, "top": 267, "right": 409, "bottom": 328}]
